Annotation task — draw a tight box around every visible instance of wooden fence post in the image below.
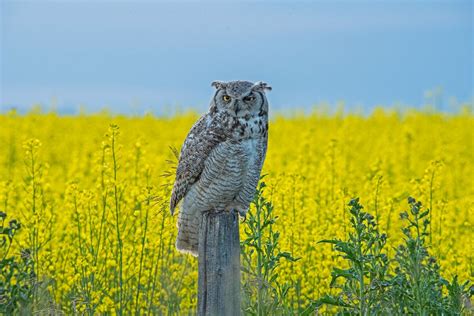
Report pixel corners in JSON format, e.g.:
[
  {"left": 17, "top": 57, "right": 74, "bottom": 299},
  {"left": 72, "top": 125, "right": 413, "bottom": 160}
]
[{"left": 198, "top": 210, "right": 241, "bottom": 316}]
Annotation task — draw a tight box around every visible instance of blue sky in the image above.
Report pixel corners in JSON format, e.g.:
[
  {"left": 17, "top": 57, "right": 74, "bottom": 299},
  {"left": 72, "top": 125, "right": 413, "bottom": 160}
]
[{"left": 0, "top": 1, "right": 472, "bottom": 114}]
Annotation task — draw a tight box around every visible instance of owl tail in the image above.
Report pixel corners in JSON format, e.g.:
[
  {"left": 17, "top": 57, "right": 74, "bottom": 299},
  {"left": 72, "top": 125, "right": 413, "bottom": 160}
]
[{"left": 176, "top": 211, "right": 200, "bottom": 257}]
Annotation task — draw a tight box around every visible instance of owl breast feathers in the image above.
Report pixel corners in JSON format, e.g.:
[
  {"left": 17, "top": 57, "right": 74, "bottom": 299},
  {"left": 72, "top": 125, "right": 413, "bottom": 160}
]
[{"left": 170, "top": 80, "right": 271, "bottom": 256}]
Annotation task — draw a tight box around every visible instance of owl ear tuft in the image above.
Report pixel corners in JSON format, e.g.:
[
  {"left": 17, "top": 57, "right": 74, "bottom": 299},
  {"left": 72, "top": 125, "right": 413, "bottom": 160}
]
[
  {"left": 211, "top": 81, "right": 227, "bottom": 89},
  {"left": 252, "top": 81, "right": 272, "bottom": 92}
]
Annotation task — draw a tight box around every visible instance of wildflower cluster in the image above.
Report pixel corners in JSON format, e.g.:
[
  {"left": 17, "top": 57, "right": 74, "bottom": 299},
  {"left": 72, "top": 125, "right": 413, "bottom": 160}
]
[
  {"left": 0, "top": 108, "right": 472, "bottom": 313},
  {"left": 316, "top": 197, "right": 472, "bottom": 315}
]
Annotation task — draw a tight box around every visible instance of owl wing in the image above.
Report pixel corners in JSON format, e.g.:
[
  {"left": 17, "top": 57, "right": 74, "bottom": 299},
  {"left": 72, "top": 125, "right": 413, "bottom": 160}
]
[{"left": 170, "top": 114, "right": 226, "bottom": 214}]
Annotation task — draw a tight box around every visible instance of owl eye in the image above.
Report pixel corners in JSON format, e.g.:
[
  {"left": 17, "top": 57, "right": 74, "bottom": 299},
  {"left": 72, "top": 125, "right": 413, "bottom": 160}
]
[
  {"left": 243, "top": 95, "right": 255, "bottom": 102},
  {"left": 223, "top": 95, "right": 231, "bottom": 102}
]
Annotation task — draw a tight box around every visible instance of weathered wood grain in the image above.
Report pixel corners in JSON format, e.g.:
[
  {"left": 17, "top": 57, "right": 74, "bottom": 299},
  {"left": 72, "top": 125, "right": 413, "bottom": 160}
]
[{"left": 198, "top": 211, "right": 240, "bottom": 316}]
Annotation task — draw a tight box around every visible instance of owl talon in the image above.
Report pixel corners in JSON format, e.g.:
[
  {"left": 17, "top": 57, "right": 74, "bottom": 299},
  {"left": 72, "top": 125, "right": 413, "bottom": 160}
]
[{"left": 236, "top": 209, "right": 247, "bottom": 222}]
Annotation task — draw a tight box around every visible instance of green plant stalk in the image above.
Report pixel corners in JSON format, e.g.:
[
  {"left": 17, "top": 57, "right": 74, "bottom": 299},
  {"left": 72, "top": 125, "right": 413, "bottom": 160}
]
[
  {"left": 86, "top": 200, "right": 99, "bottom": 315},
  {"left": 73, "top": 194, "right": 88, "bottom": 312},
  {"left": 3, "top": 182, "right": 10, "bottom": 218},
  {"left": 135, "top": 189, "right": 151, "bottom": 315},
  {"left": 94, "top": 146, "right": 108, "bottom": 264},
  {"left": 145, "top": 246, "right": 157, "bottom": 314},
  {"left": 27, "top": 143, "right": 40, "bottom": 308},
  {"left": 111, "top": 129, "right": 124, "bottom": 315},
  {"left": 149, "top": 207, "right": 166, "bottom": 312},
  {"left": 1, "top": 217, "right": 12, "bottom": 260},
  {"left": 428, "top": 169, "right": 435, "bottom": 244},
  {"left": 342, "top": 198, "right": 347, "bottom": 236},
  {"left": 330, "top": 142, "right": 336, "bottom": 201},
  {"left": 374, "top": 176, "right": 382, "bottom": 225},
  {"left": 356, "top": 215, "right": 365, "bottom": 316},
  {"left": 414, "top": 211, "right": 424, "bottom": 315},
  {"left": 437, "top": 202, "right": 445, "bottom": 252},
  {"left": 94, "top": 163, "right": 109, "bottom": 312},
  {"left": 256, "top": 195, "right": 264, "bottom": 316},
  {"left": 385, "top": 203, "right": 393, "bottom": 237}
]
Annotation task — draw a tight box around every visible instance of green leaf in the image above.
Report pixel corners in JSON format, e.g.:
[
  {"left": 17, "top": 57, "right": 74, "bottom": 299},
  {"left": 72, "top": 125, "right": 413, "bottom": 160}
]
[
  {"left": 313, "top": 294, "right": 353, "bottom": 308},
  {"left": 419, "top": 210, "right": 430, "bottom": 219},
  {"left": 331, "top": 267, "right": 356, "bottom": 281}
]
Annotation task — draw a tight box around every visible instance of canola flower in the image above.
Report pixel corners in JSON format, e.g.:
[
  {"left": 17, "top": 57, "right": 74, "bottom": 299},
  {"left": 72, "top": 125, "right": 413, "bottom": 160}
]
[{"left": 0, "top": 108, "right": 472, "bottom": 314}]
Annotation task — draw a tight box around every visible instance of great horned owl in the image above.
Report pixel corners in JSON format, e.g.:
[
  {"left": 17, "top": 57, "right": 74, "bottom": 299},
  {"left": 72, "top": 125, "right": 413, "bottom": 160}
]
[{"left": 170, "top": 80, "right": 271, "bottom": 256}]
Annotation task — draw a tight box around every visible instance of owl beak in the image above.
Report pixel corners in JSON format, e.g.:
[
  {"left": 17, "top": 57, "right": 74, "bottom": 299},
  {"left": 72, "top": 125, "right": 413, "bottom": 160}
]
[{"left": 234, "top": 103, "right": 241, "bottom": 115}]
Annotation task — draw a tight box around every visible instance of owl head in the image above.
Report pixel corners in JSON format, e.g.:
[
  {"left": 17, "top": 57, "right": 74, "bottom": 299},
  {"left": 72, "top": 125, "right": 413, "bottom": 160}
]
[{"left": 209, "top": 80, "right": 271, "bottom": 118}]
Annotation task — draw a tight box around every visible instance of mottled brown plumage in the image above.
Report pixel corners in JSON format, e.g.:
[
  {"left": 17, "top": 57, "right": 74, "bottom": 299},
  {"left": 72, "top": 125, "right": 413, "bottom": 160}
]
[{"left": 170, "top": 80, "right": 271, "bottom": 256}]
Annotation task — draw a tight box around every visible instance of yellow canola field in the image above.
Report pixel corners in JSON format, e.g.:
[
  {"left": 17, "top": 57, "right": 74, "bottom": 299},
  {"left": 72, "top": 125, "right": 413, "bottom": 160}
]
[{"left": 0, "top": 109, "right": 472, "bottom": 314}]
